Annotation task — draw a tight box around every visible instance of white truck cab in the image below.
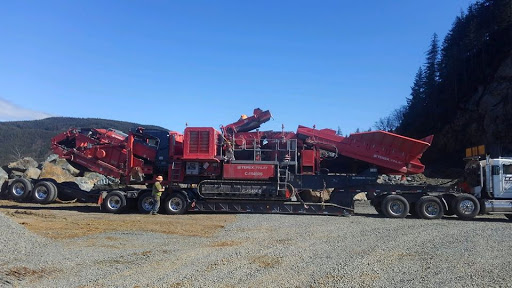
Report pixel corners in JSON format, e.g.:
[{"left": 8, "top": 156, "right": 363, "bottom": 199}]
[
  {"left": 481, "top": 157, "right": 512, "bottom": 199},
  {"left": 473, "top": 157, "right": 512, "bottom": 215}
]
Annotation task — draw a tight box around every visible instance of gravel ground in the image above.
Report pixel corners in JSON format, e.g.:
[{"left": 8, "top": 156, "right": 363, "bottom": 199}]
[{"left": 1, "top": 201, "right": 512, "bottom": 288}]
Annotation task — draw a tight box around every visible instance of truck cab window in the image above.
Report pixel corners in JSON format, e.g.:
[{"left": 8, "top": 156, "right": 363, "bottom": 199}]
[
  {"left": 503, "top": 164, "right": 512, "bottom": 175},
  {"left": 492, "top": 165, "right": 500, "bottom": 175}
]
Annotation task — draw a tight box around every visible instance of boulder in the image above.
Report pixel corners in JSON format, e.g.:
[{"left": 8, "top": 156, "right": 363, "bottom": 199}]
[
  {"left": 353, "top": 192, "right": 367, "bottom": 201},
  {"left": 73, "top": 177, "right": 97, "bottom": 192},
  {"left": 0, "top": 167, "right": 7, "bottom": 180},
  {"left": 0, "top": 167, "right": 8, "bottom": 196},
  {"left": 42, "top": 155, "right": 80, "bottom": 176},
  {"left": 9, "top": 170, "right": 24, "bottom": 179},
  {"left": 8, "top": 157, "right": 38, "bottom": 171},
  {"left": 23, "top": 167, "right": 41, "bottom": 180},
  {"left": 83, "top": 172, "right": 117, "bottom": 191},
  {"left": 39, "top": 163, "right": 116, "bottom": 192},
  {"left": 55, "top": 159, "right": 80, "bottom": 176},
  {"left": 44, "top": 154, "right": 59, "bottom": 163},
  {"left": 300, "top": 189, "right": 331, "bottom": 202},
  {"left": 39, "top": 162, "right": 76, "bottom": 183}
]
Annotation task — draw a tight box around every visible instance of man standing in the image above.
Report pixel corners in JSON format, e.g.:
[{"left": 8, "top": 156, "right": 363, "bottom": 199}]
[{"left": 151, "top": 175, "right": 165, "bottom": 215}]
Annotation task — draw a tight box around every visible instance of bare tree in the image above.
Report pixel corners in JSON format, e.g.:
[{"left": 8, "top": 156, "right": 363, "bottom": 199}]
[
  {"left": 374, "top": 105, "right": 407, "bottom": 132},
  {"left": 10, "top": 146, "right": 24, "bottom": 161}
]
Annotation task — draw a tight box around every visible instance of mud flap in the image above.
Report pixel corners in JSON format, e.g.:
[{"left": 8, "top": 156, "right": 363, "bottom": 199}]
[{"left": 97, "top": 191, "right": 108, "bottom": 209}]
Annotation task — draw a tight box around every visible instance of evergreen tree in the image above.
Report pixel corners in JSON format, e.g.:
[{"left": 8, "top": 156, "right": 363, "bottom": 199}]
[
  {"left": 423, "top": 33, "right": 440, "bottom": 130},
  {"left": 396, "top": 0, "right": 512, "bottom": 166},
  {"left": 398, "top": 67, "right": 425, "bottom": 137},
  {"left": 336, "top": 126, "right": 343, "bottom": 136}
]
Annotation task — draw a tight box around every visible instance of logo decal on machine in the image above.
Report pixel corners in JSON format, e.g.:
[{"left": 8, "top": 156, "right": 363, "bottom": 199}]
[{"left": 223, "top": 164, "right": 275, "bottom": 179}]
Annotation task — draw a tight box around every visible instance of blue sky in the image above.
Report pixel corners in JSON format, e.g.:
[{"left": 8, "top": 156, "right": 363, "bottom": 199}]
[{"left": 0, "top": 0, "right": 475, "bottom": 134}]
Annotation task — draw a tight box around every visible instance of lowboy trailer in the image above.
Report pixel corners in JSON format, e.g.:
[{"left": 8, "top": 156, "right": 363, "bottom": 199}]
[{"left": 5, "top": 109, "right": 512, "bottom": 220}]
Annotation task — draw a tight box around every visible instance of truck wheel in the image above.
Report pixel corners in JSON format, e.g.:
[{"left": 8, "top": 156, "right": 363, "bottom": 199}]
[
  {"left": 505, "top": 215, "right": 512, "bottom": 221},
  {"left": 164, "top": 193, "right": 187, "bottom": 215},
  {"left": 370, "top": 198, "right": 384, "bottom": 216},
  {"left": 137, "top": 192, "right": 154, "bottom": 214},
  {"left": 102, "top": 191, "right": 127, "bottom": 214},
  {"left": 452, "top": 194, "right": 480, "bottom": 220},
  {"left": 416, "top": 196, "right": 444, "bottom": 219},
  {"left": 381, "top": 195, "right": 409, "bottom": 218},
  {"left": 8, "top": 178, "right": 33, "bottom": 201},
  {"left": 374, "top": 204, "right": 383, "bottom": 215},
  {"left": 47, "top": 182, "right": 59, "bottom": 202},
  {"left": 32, "top": 181, "right": 57, "bottom": 204}
]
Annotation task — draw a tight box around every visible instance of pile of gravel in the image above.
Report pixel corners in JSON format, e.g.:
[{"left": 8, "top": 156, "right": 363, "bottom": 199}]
[{"left": 0, "top": 212, "right": 53, "bottom": 265}]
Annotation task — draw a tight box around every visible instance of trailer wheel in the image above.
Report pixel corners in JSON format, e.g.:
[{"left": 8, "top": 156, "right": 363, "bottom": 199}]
[
  {"left": 371, "top": 199, "right": 384, "bottom": 216},
  {"left": 47, "top": 182, "right": 59, "bottom": 202},
  {"left": 102, "top": 191, "right": 127, "bottom": 214},
  {"left": 370, "top": 197, "right": 384, "bottom": 216},
  {"left": 505, "top": 215, "right": 512, "bottom": 221},
  {"left": 8, "top": 178, "right": 33, "bottom": 201},
  {"left": 416, "top": 196, "right": 444, "bottom": 219},
  {"left": 452, "top": 194, "right": 480, "bottom": 220},
  {"left": 164, "top": 193, "right": 187, "bottom": 215},
  {"left": 374, "top": 204, "right": 384, "bottom": 215},
  {"left": 381, "top": 195, "right": 409, "bottom": 218},
  {"left": 32, "top": 181, "right": 57, "bottom": 204},
  {"left": 137, "top": 192, "right": 154, "bottom": 214}
]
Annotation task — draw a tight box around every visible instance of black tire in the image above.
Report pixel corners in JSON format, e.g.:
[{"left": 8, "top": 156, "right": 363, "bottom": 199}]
[
  {"left": 164, "top": 193, "right": 188, "bottom": 215},
  {"left": 370, "top": 198, "right": 384, "bottom": 216},
  {"left": 102, "top": 191, "right": 127, "bottom": 214},
  {"left": 32, "top": 181, "right": 57, "bottom": 204},
  {"left": 137, "top": 192, "right": 155, "bottom": 214},
  {"left": 416, "top": 196, "right": 444, "bottom": 219},
  {"left": 505, "top": 214, "right": 512, "bottom": 221},
  {"left": 374, "top": 204, "right": 384, "bottom": 215},
  {"left": 47, "top": 182, "right": 59, "bottom": 202},
  {"left": 381, "top": 195, "right": 409, "bottom": 218},
  {"left": 8, "top": 178, "right": 33, "bottom": 201},
  {"left": 451, "top": 194, "right": 480, "bottom": 220},
  {"left": 372, "top": 200, "right": 384, "bottom": 216}
]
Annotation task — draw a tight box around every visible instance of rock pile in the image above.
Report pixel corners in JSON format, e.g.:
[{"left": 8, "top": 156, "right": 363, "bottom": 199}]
[
  {"left": 0, "top": 167, "right": 7, "bottom": 194},
  {"left": 1, "top": 156, "right": 119, "bottom": 197}
]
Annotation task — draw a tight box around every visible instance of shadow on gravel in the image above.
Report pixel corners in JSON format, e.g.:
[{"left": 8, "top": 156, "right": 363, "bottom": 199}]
[
  {"left": 0, "top": 204, "right": 100, "bottom": 214},
  {"left": 355, "top": 212, "right": 512, "bottom": 223},
  {"left": 441, "top": 216, "right": 511, "bottom": 223},
  {"left": 354, "top": 213, "right": 383, "bottom": 218}
]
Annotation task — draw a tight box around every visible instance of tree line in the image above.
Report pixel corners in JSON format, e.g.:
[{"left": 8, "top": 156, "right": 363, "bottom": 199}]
[{"left": 374, "top": 0, "right": 512, "bottom": 165}]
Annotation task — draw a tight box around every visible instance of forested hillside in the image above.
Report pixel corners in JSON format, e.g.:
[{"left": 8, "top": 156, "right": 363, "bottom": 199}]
[
  {"left": 378, "top": 0, "right": 512, "bottom": 169},
  {"left": 0, "top": 117, "right": 165, "bottom": 165}
]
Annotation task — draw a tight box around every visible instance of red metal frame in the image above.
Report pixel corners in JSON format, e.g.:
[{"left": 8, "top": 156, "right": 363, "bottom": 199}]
[
  {"left": 51, "top": 108, "right": 433, "bottom": 190},
  {"left": 222, "top": 108, "right": 272, "bottom": 134},
  {"left": 297, "top": 126, "right": 432, "bottom": 174},
  {"left": 182, "top": 127, "right": 221, "bottom": 161}
]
